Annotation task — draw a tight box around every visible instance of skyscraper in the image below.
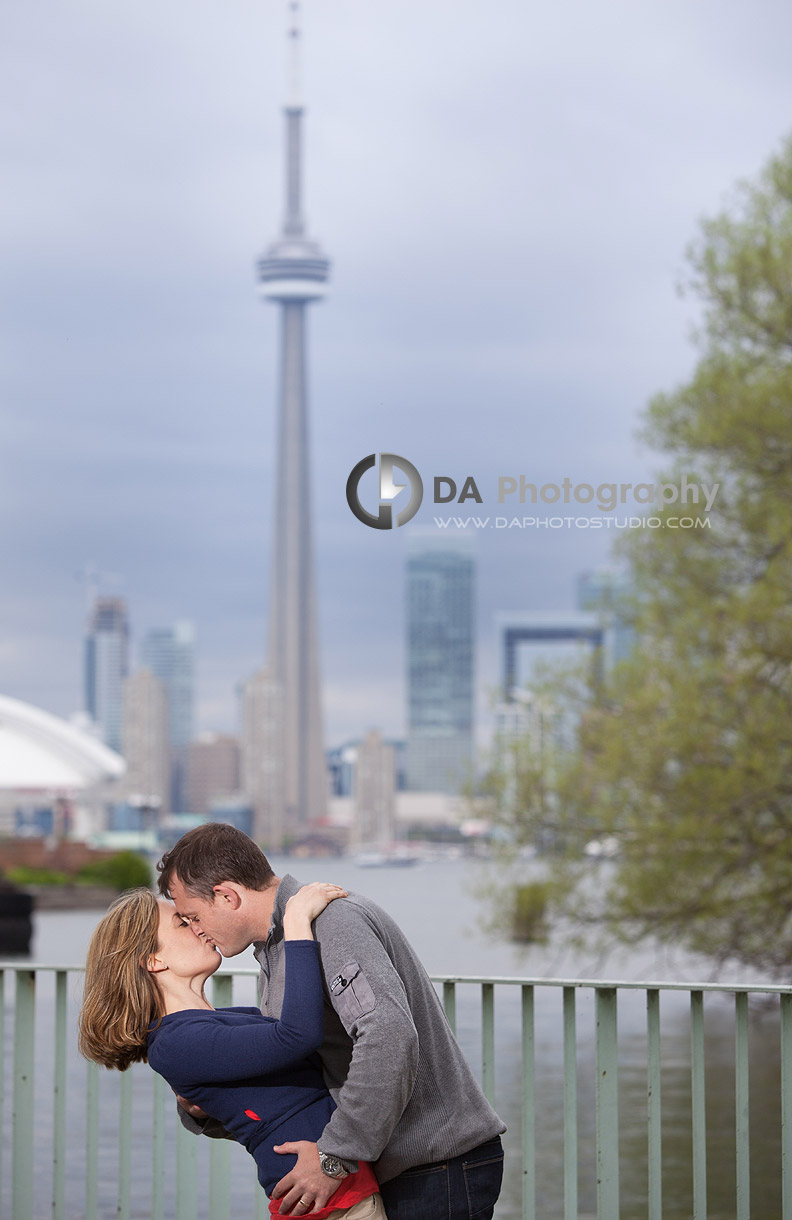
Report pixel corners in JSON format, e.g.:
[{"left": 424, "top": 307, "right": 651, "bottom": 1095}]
[
  {"left": 140, "top": 621, "right": 195, "bottom": 811},
  {"left": 84, "top": 596, "right": 129, "bottom": 752},
  {"left": 185, "top": 732, "right": 240, "bottom": 816},
  {"left": 253, "top": 6, "right": 329, "bottom": 833},
  {"left": 121, "top": 668, "right": 170, "bottom": 816},
  {"left": 353, "top": 730, "right": 396, "bottom": 848},
  {"left": 241, "top": 666, "right": 285, "bottom": 848},
  {"left": 405, "top": 535, "right": 475, "bottom": 794},
  {"left": 577, "top": 568, "right": 636, "bottom": 667},
  {"left": 139, "top": 622, "right": 195, "bottom": 751}
]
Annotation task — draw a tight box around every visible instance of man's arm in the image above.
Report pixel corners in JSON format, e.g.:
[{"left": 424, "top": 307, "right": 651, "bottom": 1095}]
[
  {"left": 316, "top": 928, "right": 420, "bottom": 1161},
  {"left": 272, "top": 900, "right": 420, "bottom": 1211}
]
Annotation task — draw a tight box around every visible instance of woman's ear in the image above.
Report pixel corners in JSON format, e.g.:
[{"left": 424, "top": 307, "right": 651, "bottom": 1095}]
[{"left": 143, "top": 952, "right": 167, "bottom": 974}]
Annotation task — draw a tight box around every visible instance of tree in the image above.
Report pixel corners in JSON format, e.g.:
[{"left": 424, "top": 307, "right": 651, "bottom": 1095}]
[
  {"left": 494, "top": 136, "right": 792, "bottom": 973},
  {"left": 77, "top": 850, "right": 151, "bottom": 891}
]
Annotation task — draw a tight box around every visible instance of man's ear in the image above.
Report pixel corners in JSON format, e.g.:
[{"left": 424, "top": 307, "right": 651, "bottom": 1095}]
[
  {"left": 143, "top": 953, "right": 167, "bottom": 974},
  {"left": 212, "top": 883, "right": 242, "bottom": 910}
]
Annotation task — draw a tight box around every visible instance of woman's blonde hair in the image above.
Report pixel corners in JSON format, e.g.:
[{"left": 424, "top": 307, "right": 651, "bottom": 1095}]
[{"left": 78, "top": 888, "right": 165, "bottom": 1071}]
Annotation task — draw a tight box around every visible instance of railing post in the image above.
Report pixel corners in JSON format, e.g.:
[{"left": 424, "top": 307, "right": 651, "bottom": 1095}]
[
  {"left": 12, "top": 969, "right": 35, "bottom": 1220},
  {"left": 562, "top": 986, "right": 578, "bottom": 1220},
  {"left": 442, "top": 980, "right": 457, "bottom": 1033},
  {"left": 595, "top": 986, "right": 619, "bottom": 1220},
  {"left": 690, "top": 989, "right": 707, "bottom": 1220},
  {"left": 782, "top": 993, "right": 792, "bottom": 1220},
  {"left": 175, "top": 1102, "right": 199, "bottom": 1220},
  {"left": 647, "top": 988, "right": 662, "bottom": 1220},
  {"left": 0, "top": 970, "right": 5, "bottom": 1207},
  {"left": 210, "top": 973, "right": 234, "bottom": 1217},
  {"left": 481, "top": 983, "right": 495, "bottom": 1104},
  {"left": 85, "top": 1058, "right": 99, "bottom": 1220},
  {"left": 53, "top": 970, "right": 68, "bottom": 1220},
  {"left": 735, "top": 991, "right": 750, "bottom": 1220},
  {"left": 521, "top": 984, "right": 536, "bottom": 1220},
  {"left": 152, "top": 1071, "right": 167, "bottom": 1220},
  {"left": 118, "top": 1068, "right": 133, "bottom": 1219}
]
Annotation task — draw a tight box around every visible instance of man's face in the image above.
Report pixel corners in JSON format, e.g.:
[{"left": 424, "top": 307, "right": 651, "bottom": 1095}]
[{"left": 168, "top": 874, "right": 251, "bottom": 958}]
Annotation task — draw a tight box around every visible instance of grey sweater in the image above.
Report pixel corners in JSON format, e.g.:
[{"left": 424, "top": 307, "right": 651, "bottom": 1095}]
[{"left": 253, "top": 875, "right": 505, "bottom": 1183}]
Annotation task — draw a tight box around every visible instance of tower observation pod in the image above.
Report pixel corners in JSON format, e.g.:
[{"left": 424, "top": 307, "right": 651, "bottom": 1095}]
[{"left": 257, "top": 7, "right": 330, "bottom": 303}]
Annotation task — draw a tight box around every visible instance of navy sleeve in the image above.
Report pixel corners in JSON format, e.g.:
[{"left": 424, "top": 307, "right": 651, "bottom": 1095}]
[{"left": 151, "top": 940, "right": 324, "bottom": 1086}]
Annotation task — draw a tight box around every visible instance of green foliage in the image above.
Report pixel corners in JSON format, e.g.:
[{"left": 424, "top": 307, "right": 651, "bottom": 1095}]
[
  {"left": 6, "top": 866, "right": 71, "bottom": 887},
  {"left": 488, "top": 135, "right": 792, "bottom": 974},
  {"left": 76, "top": 851, "right": 151, "bottom": 891},
  {"left": 511, "top": 882, "right": 550, "bottom": 944}
]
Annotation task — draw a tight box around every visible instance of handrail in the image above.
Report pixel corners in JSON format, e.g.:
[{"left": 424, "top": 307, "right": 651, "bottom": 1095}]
[
  {"left": 0, "top": 964, "right": 788, "bottom": 1220},
  {"left": 4, "top": 960, "right": 791, "bottom": 993}
]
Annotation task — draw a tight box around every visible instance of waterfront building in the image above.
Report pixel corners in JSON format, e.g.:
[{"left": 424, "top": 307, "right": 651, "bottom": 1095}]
[
  {"left": 327, "top": 738, "right": 407, "bottom": 798},
  {"left": 326, "top": 742, "right": 357, "bottom": 798},
  {"left": 207, "top": 794, "right": 254, "bottom": 838},
  {"left": 185, "top": 732, "right": 240, "bottom": 815},
  {"left": 497, "top": 610, "right": 605, "bottom": 696},
  {"left": 405, "top": 534, "right": 475, "bottom": 794},
  {"left": 0, "top": 693, "right": 125, "bottom": 836},
  {"left": 84, "top": 596, "right": 129, "bottom": 752},
  {"left": 352, "top": 730, "right": 396, "bottom": 847}
]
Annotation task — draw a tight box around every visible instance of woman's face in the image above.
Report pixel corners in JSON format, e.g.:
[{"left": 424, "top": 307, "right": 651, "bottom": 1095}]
[{"left": 154, "top": 900, "right": 222, "bottom": 980}]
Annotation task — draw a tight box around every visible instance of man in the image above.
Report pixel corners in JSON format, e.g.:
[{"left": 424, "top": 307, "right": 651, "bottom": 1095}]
[{"left": 157, "top": 823, "right": 505, "bottom": 1219}]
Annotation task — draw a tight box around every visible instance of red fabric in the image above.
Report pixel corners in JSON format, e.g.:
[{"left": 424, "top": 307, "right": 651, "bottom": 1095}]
[{"left": 269, "top": 1161, "right": 379, "bottom": 1218}]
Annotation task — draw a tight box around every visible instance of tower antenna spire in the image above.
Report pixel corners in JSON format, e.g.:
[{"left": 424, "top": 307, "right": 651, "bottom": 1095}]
[{"left": 286, "top": 1, "right": 302, "bottom": 110}]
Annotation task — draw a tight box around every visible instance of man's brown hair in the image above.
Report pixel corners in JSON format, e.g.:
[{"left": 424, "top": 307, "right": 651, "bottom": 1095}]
[{"left": 157, "top": 823, "right": 275, "bottom": 902}]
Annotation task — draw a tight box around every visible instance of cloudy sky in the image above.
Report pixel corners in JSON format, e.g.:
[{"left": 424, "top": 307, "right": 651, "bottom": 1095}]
[{"left": 2, "top": 0, "right": 791, "bottom": 749}]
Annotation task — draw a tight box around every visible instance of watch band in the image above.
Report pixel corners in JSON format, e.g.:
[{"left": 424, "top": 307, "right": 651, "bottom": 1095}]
[{"left": 318, "top": 1151, "right": 352, "bottom": 1179}]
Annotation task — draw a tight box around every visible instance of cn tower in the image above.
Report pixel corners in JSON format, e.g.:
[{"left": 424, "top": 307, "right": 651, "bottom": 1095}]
[{"left": 256, "top": 2, "right": 329, "bottom": 832}]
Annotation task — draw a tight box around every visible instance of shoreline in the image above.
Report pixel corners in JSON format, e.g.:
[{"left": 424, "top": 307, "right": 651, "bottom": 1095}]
[{"left": 28, "top": 884, "right": 119, "bottom": 910}]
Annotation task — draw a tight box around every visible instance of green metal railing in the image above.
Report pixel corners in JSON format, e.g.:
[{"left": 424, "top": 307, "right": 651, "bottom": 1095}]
[{"left": 1, "top": 964, "right": 791, "bottom": 1219}]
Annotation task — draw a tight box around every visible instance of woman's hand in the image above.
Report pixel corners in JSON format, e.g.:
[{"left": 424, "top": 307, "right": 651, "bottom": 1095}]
[
  {"left": 175, "top": 1093, "right": 208, "bottom": 1120},
  {"left": 283, "top": 883, "right": 347, "bottom": 939}
]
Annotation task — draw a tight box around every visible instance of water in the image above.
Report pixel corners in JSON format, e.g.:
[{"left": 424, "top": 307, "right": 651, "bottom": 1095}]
[{"left": 2, "top": 856, "right": 785, "bottom": 1218}]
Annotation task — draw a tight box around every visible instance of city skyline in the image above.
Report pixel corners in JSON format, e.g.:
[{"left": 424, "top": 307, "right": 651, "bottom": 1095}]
[{"left": 3, "top": 1, "right": 792, "bottom": 748}]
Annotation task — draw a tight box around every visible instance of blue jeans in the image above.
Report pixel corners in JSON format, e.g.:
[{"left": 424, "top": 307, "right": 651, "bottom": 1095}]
[{"left": 379, "top": 1136, "right": 504, "bottom": 1220}]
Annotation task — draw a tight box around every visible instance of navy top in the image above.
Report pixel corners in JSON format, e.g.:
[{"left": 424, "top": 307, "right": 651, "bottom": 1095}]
[{"left": 147, "top": 940, "right": 334, "bottom": 1193}]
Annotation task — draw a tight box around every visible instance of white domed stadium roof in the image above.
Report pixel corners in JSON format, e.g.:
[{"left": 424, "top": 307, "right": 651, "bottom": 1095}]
[{"left": 0, "top": 695, "right": 125, "bottom": 790}]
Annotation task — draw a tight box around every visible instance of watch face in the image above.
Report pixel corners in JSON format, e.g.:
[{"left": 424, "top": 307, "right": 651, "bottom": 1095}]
[{"left": 320, "top": 1154, "right": 346, "bottom": 1178}]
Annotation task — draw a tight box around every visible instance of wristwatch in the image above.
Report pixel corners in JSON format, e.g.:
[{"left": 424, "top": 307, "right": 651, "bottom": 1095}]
[{"left": 319, "top": 1152, "right": 351, "bottom": 1180}]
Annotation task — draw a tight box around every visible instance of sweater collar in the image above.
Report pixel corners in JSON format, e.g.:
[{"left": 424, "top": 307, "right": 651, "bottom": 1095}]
[{"left": 252, "top": 874, "right": 301, "bottom": 964}]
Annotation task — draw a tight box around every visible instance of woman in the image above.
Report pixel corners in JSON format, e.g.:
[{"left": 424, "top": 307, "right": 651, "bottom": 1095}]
[{"left": 79, "top": 882, "right": 385, "bottom": 1220}]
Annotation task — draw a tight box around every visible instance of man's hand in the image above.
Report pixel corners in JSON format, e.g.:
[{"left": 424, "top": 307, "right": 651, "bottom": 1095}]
[
  {"left": 271, "top": 1141, "right": 339, "bottom": 1215},
  {"left": 175, "top": 1092, "right": 208, "bottom": 1121}
]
